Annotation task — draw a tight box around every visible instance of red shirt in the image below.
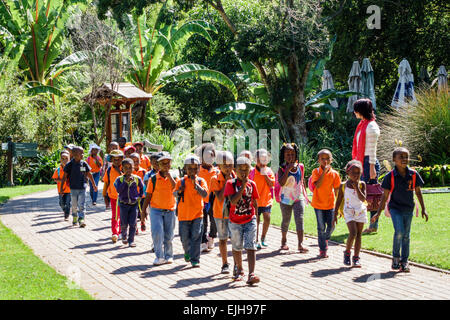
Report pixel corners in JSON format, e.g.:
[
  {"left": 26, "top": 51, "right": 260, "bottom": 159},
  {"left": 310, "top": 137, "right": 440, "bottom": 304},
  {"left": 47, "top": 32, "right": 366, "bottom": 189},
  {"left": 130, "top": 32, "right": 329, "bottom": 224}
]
[{"left": 224, "top": 179, "right": 259, "bottom": 224}]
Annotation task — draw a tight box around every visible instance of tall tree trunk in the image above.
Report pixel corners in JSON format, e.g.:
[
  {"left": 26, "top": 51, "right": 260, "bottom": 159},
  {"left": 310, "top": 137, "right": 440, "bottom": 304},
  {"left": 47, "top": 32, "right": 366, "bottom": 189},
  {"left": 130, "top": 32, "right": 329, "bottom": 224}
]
[{"left": 288, "top": 54, "right": 311, "bottom": 144}]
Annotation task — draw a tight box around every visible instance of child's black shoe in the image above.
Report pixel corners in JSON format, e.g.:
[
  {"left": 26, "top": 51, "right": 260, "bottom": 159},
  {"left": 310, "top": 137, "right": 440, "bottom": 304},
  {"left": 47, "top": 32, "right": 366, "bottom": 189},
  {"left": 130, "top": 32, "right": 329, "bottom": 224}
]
[
  {"left": 343, "top": 251, "right": 351, "bottom": 266},
  {"left": 392, "top": 257, "right": 401, "bottom": 270}
]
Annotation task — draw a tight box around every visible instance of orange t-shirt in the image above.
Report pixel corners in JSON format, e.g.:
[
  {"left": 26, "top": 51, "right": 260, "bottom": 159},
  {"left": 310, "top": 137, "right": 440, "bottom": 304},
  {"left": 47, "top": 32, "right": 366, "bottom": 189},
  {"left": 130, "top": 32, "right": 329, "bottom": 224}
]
[
  {"left": 210, "top": 171, "right": 236, "bottom": 219},
  {"left": 175, "top": 176, "right": 208, "bottom": 221},
  {"left": 133, "top": 167, "right": 147, "bottom": 197},
  {"left": 146, "top": 172, "right": 178, "bottom": 211},
  {"left": 251, "top": 166, "right": 275, "bottom": 208},
  {"left": 139, "top": 154, "right": 152, "bottom": 171},
  {"left": 52, "top": 165, "right": 70, "bottom": 193},
  {"left": 103, "top": 166, "right": 122, "bottom": 199},
  {"left": 86, "top": 155, "right": 103, "bottom": 174},
  {"left": 198, "top": 166, "right": 219, "bottom": 203},
  {"left": 310, "top": 167, "right": 341, "bottom": 210}
]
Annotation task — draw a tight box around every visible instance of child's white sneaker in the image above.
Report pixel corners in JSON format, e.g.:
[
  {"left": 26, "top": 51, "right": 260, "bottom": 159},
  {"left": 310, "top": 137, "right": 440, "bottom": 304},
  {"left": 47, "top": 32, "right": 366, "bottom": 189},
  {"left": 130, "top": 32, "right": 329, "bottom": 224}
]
[
  {"left": 201, "top": 243, "right": 209, "bottom": 253},
  {"left": 207, "top": 236, "right": 214, "bottom": 250},
  {"left": 153, "top": 258, "right": 167, "bottom": 265},
  {"left": 166, "top": 257, "right": 174, "bottom": 264}
]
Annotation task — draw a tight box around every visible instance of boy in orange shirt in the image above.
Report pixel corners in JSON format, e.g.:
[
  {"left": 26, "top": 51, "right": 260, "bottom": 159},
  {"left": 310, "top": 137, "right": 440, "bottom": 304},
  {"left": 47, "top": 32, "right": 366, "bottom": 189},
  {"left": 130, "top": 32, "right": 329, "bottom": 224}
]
[
  {"left": 141, "top": 152, "right": 179, "bottom": 265},
  {"left": 310, "top": 149, "right": 341, "bottom": 258},
  {"left": 52, "top": 151, "right": 71, "bottom": 220},
  {"left": 175, "top": 155, "right": 208, "bottom": 267},
  {"left": 133, "top": 141, "right": 151, "bottom": 171},
  {"left": 87, "top": 143, "right": 103, "bottom": 206},
  {"left": 196, "top": 143, "right": 220, "bottom": 252},
  {"left": 250, "top": 149, "right": 275, "bottom": 250},
  {"left": 102, "top": 150, "right": 124, "bottom": 243},
  {"left": 210, "top": 151, "right": 236, "bottom": 274}
]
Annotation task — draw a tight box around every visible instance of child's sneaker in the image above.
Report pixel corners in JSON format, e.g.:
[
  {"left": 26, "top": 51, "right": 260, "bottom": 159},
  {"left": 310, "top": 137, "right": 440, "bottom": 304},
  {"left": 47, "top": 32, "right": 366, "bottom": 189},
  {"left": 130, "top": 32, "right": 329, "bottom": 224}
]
[
  {"left": 256, "top": 243, "right": 262, "bottom": 250},
  {"left": 319, "top": 250, "right": 329, "bottom": 258},
  {"left": 201, "top": 243, "right": 209, "bottom": 253},
  {"left": 191, "top": 261, "right": 200, "bottom": 268},
  {"left": 166, "top": 257, "right": 174, "bottom": 264},
  {"left": 221, "top": 263, "right": 230, "bottom": 274},
  {"left": 246, "top": 273, "right": 260, "bottom": 285},
  {"left": 343, "top": 251, "right": 351, "bottom": 266},
  {"left": 72, "top": 216, "right": 78, "bottom": 226},
  {"left": 392, "top": 257, "right": 401, "bottom": 270},
  {"left": 261, "top": 239, "right": 268, "bottom": 247},
  {"left": 184, "top": 254, "right": 191, "bottom": 262},
  {"left": 111, "top": 234, "right": 118, "bottom": 243},
  {"left": 141, "top": 223, "right": 146, "bottom": 232},
  {"left": 78, "top": 219, "right": 86, "bottom": 228},
  {"left": 400, "top": 261, "right": 410, "bottom": 273},
  {"left": 129, "top": 242, "right": 136, "bottom": 248},
  {"left": 64, "top": 213, "right": 70, "bottom": 221},
  {"left": 122, "top": 239, "right": 128, "bottom": 245},
  {"left": 352, "top": 256, "right": 361, "bottom": 268},
  {"left": 207, "top": 236, "right": 214, "bottom": 250},
  {"left": 153, "top": 258, "right": 167, "bottom": 265}
]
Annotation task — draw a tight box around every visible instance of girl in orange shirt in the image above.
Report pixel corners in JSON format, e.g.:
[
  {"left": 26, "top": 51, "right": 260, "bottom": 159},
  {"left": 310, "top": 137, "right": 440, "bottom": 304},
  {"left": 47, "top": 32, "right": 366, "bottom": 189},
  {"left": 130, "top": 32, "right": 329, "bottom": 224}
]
[{"left": 87, "top": 144, "right": 103, "bottom": 205}]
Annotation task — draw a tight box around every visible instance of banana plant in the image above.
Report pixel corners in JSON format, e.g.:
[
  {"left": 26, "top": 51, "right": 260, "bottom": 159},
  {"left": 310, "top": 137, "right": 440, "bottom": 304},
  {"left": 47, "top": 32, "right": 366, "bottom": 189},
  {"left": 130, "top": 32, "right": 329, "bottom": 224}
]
[
  {"left": 121, "top": 7, "right": 238, "bottom": 131},
  {"left": 0, "top": 0, "right": 88, "bottom": 96}
]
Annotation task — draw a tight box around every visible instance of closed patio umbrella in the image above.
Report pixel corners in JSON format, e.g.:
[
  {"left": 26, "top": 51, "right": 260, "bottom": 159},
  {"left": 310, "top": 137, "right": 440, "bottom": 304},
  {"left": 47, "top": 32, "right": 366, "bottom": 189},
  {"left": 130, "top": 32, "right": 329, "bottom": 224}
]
[
  {"left": 322, "top": 70, "right": 339, "bottom": 109},
  {"left": 347, "top": 61, "right": 362, "bottom": 112},
  {"left": 361, "top": 58, "right": 376, "bottom": 109},
  {"left": 437, "top": 65, "right": 448, "bottom": 92},
  {"left": 391, "top": 59, "right": 417, "bottom": 109}
]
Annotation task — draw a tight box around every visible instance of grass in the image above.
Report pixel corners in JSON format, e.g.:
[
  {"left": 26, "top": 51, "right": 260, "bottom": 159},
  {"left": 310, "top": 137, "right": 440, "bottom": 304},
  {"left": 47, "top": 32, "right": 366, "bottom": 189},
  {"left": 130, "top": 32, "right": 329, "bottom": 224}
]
[
  {"left": 0, "top": 184, "right": 55, "bottom": 204},
  {"left": 0, "top": 184, "right": 93, "bottom": 300},
  {"left": 270, "top": 191, "right": 450, "bottom": 270}
]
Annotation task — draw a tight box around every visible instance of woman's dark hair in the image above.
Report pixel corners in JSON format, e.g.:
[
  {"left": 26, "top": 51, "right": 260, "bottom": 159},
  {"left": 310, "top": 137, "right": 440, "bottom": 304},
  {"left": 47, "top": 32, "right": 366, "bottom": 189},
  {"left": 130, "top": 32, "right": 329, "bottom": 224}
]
[
  {"left": 279, "top": 142, "right": 299, "bottom": 167},
  {"left": 353, "top": 99, "right": 375, "bottom": 120}
]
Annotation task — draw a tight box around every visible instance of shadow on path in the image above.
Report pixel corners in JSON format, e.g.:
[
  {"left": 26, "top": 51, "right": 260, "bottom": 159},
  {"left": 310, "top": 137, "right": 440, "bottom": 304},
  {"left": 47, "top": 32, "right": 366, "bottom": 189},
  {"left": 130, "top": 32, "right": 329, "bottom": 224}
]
[{"left": 311, "top": 266, "right": 353, "bottom": 278}]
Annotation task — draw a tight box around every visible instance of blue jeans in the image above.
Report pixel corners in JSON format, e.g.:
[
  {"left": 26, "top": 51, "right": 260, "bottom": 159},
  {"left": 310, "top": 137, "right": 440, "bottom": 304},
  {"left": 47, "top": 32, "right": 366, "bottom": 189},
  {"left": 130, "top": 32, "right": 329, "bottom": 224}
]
[
  {"left": 119, "top": 202, "right": 138, "bottom": 244},
  {"left": 179, "top": 218, "right": 203, "bottom": 264},
  {"left": 390, "top": 208, "right": 413, "bottom": 263},
  {"left": 71, "top": 189, "right": 86, "bottom": 219},
  {"left": 362, "top": 156, "right": 380, "bottom": 230},
  {"left": 59, "top": 193, "right": 71, "bottom": 217},
  {"left": 314, "top": 209, "right": 335, "bottom": 251},
  {"left": 229, "top": 216, "right": 257, "bottom": 251},
  {"left": 150, "top": 208, "right": 175, "bottom": 260},
  {"left": 89, "top": 172, "right": 100, "bottom": 203}
]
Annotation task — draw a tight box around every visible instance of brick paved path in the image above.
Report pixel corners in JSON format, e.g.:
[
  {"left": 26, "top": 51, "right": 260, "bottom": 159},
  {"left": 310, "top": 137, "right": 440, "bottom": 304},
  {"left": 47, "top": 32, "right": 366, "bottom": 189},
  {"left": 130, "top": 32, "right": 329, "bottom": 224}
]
[{"left": 1, "top": 185, "right": 449, "bottom": 300}]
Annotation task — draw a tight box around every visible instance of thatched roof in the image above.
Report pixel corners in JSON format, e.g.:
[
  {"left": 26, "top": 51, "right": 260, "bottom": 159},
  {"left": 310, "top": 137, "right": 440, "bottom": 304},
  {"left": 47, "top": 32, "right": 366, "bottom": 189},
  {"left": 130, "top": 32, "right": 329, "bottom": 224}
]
[{"left": 84, "top": 82, "right": 152, "bottom": 106}]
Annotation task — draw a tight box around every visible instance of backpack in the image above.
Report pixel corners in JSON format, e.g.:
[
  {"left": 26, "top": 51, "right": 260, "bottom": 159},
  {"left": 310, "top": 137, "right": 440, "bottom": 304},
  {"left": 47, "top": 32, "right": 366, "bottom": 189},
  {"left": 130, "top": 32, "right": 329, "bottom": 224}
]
[
  {"left": 385, "top": 170, "right": 419, "bottom": 217},
  {"left": 275, "top": 164, "right": 309, "bottom": 204},
  {"left": 249, "top": 167, "right": 275, "bottom": 199},
  {"left": 308, "top": 167, "right": 320, "bottom": 193},
  {"left": 222, "top": 178, "right": 238, "bottom": 219}
]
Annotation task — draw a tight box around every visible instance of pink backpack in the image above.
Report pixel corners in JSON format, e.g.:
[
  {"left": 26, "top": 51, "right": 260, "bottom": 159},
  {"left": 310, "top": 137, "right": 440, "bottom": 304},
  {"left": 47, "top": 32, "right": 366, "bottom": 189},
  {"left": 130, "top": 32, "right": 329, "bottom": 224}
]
[
  {"left": 275, "top": 164, "right": 309, "bottom": 204},
  {"left": 308, "top": 168, "right": 320, "bottom": 193}
]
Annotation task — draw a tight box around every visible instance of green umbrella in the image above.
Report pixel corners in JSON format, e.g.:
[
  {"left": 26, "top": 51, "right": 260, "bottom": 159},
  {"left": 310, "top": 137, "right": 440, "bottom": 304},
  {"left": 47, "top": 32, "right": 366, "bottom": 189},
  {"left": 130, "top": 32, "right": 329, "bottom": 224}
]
[{"left": 361, "top": 58, "right": 376, "bottom": 110}]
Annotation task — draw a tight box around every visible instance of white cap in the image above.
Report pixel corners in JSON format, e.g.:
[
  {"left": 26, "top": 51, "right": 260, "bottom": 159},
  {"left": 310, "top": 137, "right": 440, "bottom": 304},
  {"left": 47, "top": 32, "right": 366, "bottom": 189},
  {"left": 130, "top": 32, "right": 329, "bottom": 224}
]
[{"left": 184, "top": 154, "right": 200, "bottom": 165}]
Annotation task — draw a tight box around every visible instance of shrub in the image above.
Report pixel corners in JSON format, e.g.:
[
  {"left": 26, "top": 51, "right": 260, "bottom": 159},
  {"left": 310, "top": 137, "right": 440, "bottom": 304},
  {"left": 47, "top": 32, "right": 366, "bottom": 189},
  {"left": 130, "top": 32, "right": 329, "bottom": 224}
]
[{"left": 377, "top": 89, "right": 450, "bottom": 167}]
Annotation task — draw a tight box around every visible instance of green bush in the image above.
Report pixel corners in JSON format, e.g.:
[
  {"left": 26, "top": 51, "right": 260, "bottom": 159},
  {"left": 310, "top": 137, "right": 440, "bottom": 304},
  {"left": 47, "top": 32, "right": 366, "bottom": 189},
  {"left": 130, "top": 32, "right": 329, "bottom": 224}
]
[
  {"left": 14, "top": 151, "right": 61, "bottom": 186},
  {"left": 378, "top": 89, "right": 450, "bottom": 166}
]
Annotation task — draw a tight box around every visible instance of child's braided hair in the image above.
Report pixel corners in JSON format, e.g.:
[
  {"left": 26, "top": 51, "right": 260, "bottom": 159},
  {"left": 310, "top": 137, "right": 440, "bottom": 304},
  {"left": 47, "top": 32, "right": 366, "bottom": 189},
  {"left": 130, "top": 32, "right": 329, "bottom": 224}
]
[{"left": 279, "top": 142, "right": 299, "bottom": 168}]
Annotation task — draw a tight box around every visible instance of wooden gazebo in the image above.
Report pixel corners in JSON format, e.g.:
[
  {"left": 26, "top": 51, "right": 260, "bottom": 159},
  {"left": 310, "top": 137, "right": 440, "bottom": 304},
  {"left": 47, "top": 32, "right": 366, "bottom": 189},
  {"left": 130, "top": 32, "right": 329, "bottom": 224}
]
[{"left": 86, "top": 82, "right": 152, "bottom": 147}]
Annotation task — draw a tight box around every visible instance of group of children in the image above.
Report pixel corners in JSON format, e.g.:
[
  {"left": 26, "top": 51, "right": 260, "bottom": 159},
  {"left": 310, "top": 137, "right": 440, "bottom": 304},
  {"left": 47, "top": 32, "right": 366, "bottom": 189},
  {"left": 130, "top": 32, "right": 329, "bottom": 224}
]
[{"left": 53, "top": 138, "right": 428, "bottom": 285}]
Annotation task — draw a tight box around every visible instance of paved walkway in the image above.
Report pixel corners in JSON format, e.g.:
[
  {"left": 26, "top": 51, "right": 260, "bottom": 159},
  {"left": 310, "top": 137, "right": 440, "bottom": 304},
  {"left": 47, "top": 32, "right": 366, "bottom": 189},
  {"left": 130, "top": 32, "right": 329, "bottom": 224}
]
[{"left": 1, "top": 185, "right": 449, "bottom": 300}]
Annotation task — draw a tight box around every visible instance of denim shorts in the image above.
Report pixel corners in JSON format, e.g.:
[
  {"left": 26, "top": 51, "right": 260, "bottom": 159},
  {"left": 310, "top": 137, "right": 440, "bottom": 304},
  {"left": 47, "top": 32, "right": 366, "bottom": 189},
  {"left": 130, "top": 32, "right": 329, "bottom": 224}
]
[
  {"left": 214, "top": 217, "right": 230, "bottom": 241},
  {"left": 229, "top": 217, "right": 257, "bottom": 251},
  {"left": 257, "top": 206, "right": 272, "bottom": 216}
]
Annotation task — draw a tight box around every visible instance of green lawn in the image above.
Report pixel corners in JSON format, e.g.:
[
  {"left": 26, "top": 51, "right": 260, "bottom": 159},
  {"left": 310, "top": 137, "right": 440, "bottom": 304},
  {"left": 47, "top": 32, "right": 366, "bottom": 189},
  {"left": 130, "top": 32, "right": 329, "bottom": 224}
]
[
  {"left": 0, "top": 184, "right": 93, "bottom": 300},
  {"left": 270, "top": 192, "right": 450, "bottom": 270}
]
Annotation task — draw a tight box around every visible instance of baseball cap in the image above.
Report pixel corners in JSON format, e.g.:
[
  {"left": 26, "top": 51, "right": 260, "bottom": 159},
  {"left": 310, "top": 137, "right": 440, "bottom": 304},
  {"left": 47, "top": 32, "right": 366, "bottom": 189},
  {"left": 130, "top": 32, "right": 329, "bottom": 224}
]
[
  {"left": 157, "top": 151, "right": 172, "bottom": 161},
  {"left": 184, "top": 154, "right": 200, "bottom": 165},
  {"left": 110, "top": 150, "right": 124, "bottom": 157}
]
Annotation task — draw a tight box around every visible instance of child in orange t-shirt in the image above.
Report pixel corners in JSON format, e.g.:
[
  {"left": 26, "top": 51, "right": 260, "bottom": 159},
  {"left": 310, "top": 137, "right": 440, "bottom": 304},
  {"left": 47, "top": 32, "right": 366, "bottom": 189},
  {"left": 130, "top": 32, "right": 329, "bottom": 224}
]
[
  {"left": 52, "top": 151, "right": 71, "bottom": 220},
  {"left": 87, "top": 143, "right": 103, "bottom": 206},
  {"left": 310, "top": 149, "right": 341, "bottom": 258},
  {"left": 210, "top": 151, "right": 236, "bottom": 274},
  {"left": 175, "top": 155, "right": 208, "bottom": 267},
  {"left": 141, "top": 152, "right": 179, "bottom": 265},
  {"left": 130, "top": 152, "right": 147, "bottom": 234},
  {"left": 250, "top": 149, "right": 275, "bottom": 250},
  {"left": 102, "top": 150, "right": 124, "bottom": 243}
]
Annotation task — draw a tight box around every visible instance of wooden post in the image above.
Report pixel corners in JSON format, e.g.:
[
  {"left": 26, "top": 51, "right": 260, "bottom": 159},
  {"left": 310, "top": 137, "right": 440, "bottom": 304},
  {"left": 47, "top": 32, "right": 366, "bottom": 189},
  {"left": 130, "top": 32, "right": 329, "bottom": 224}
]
[{"left": 6, "top": 137, "right": 14, "bottom": 186}]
